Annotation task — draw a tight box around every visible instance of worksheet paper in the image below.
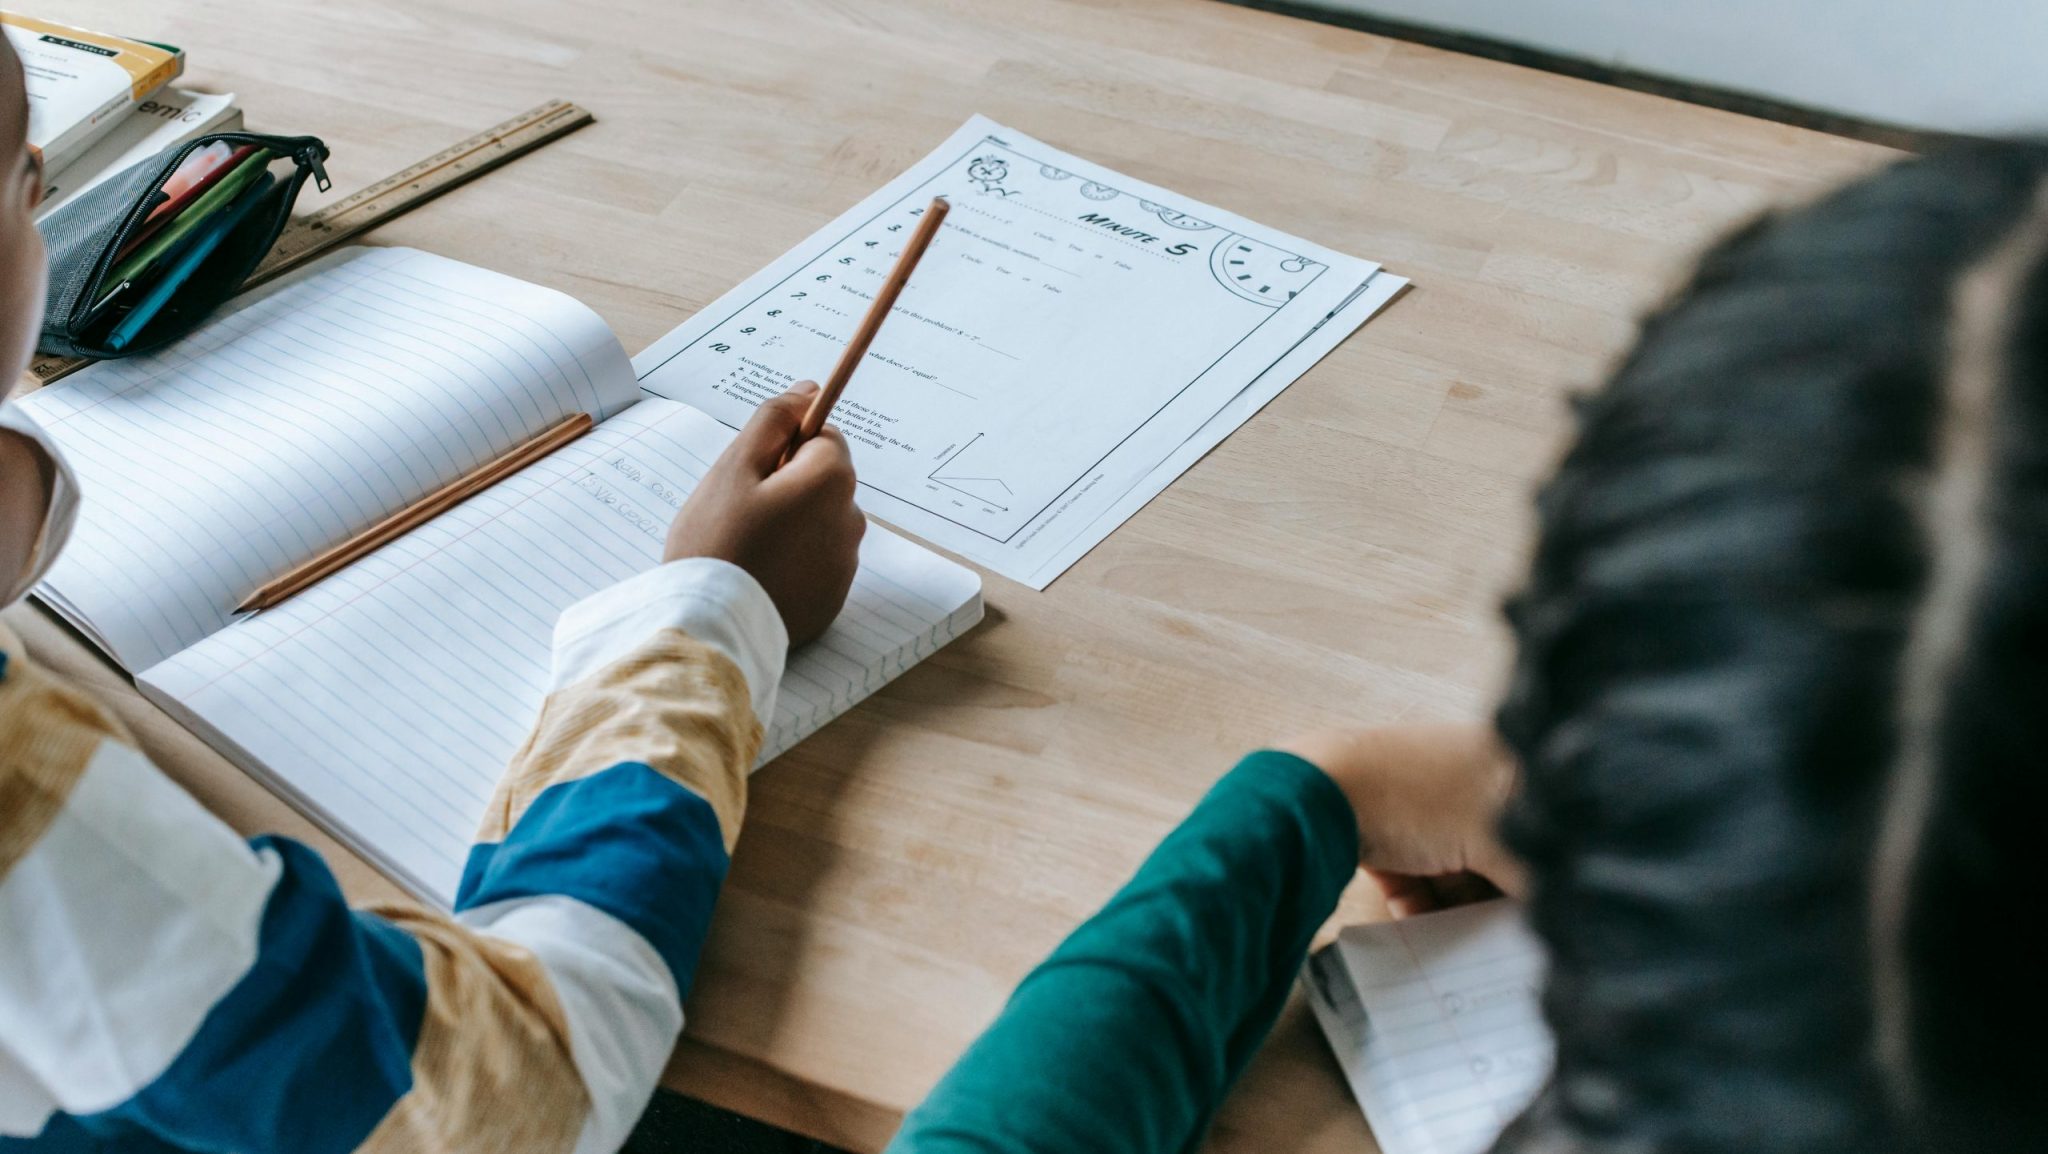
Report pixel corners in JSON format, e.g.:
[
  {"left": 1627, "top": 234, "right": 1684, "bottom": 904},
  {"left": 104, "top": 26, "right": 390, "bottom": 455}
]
[
  {"left": 636, "top": 115, "right": 1404, "bottom": 587},
  {"left": 1305, "top": 902, "right": 1554, "bottom": 1154}
]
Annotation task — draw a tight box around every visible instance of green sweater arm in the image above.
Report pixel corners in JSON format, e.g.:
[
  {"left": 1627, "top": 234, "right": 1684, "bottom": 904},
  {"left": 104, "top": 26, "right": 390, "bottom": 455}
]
[{"left": 885, "top": 750, "right": 1361, "bottom": 1154}]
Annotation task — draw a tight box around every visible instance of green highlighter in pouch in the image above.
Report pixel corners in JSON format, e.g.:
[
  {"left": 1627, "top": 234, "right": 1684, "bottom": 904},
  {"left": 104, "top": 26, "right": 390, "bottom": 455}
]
[
  {"left": 99, "top": 150, "right": 274, "bottom": 297},
  {"left": 104, "top": 171, "right": 280, "bottom": 352},
  {"left": 36, "top": 131, "right": 330, "bottom": 360}
]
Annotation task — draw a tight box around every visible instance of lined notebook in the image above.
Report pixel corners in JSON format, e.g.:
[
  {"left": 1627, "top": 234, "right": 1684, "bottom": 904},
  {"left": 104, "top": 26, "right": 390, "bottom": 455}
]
[
  {"left": 20, "top": 246, "right": 983, "bottom": 903},
  {"left": 1305, "top": 901, "right": 1555, "bottom": 1154}
]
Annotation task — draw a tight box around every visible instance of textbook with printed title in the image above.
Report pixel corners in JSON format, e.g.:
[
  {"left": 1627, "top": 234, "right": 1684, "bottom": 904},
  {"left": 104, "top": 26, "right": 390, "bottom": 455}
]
[{"left": 1, "top": 11, "right": 184, "bottom": 183}]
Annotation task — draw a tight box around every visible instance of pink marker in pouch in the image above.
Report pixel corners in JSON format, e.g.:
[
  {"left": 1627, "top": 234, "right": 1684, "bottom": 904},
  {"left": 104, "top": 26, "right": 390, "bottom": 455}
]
[{"left": 157, "top": 141, "right": 235, "bottom": 204}]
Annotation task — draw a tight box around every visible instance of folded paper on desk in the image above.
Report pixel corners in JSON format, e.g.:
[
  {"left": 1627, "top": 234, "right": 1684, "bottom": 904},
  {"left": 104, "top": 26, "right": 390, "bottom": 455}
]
[
  {"left": 1306, "top": 901, "right": 1555, "bottom": 1154},
  {"left": 637, "top": 115, "right": 1407, "bottom": 588},
  {"left": 19, "top": 246, "right": 983, "bottom": 903}
]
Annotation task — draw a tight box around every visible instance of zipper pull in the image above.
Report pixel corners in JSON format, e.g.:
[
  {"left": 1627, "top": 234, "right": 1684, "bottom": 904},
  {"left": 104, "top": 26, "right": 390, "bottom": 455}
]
[{"left": 297, "top": 144, "right": 332, "bottom": 192}]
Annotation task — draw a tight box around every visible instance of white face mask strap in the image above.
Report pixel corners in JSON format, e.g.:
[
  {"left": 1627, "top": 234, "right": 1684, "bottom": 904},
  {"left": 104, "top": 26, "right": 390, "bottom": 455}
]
[{"left": 0, "top": 402, "right": 80, "bottom": 607}]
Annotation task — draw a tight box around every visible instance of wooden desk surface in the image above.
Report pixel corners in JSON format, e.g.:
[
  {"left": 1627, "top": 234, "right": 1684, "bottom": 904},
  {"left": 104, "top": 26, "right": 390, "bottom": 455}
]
[{"left": 14, "top": 1, "right": 1893, "bottom": 1148}]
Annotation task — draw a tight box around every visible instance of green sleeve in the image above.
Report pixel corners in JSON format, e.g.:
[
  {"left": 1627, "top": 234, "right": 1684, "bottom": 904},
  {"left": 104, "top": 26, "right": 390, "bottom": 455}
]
[{"left": 885, "top": 750, "right": 1360, "bottom": 1154}]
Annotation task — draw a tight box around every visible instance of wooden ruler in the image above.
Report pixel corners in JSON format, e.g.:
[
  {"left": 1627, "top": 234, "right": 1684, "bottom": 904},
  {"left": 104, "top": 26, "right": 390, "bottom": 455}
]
[{"left": 25, "top": 98, "right": 595, "bottom": 387}]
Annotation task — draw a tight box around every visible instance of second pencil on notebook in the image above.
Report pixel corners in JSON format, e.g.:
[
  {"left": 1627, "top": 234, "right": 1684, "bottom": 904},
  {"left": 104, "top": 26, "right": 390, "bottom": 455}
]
[{"left": 238, "top": 412, "right": 594, "bottom": 612}]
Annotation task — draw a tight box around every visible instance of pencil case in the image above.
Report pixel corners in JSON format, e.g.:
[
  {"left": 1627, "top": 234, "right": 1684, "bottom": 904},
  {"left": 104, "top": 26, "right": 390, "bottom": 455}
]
[{"left": 36, "top": 131, "right": 331, "bottom": 360}]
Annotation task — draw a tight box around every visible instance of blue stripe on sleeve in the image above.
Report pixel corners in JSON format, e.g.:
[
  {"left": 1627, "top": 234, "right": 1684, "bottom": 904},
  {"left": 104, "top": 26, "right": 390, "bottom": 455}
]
[
  {"left": 46, "top": 837, "right": 427, "bottom": 1153},
  {"left": 455, "top": 760, "right": 729, "bottom": 997},
  {"left": 0, "top": 1113, "right": 89, "bottom": 1152}
]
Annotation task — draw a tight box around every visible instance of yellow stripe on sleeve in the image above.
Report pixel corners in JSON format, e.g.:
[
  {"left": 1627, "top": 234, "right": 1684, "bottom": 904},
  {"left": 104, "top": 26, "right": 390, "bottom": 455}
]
[
  {"left": 355, "top": 903, "right": 588, "bottom": 1153},
  {"left": 0, "top": 621, "right": 134, "bottom": 882},
  {"left": 478, "top": 627, "right": 758, "bottom": 853}
]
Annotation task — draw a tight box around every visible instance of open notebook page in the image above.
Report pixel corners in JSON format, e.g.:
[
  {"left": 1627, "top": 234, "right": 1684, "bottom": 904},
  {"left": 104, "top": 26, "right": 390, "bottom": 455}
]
[
  {"left": 19, "top": 246, "right": 641, "bottom": 671},
  {"left": 1306, "top": 901, "right": 1554, "bottom": 1154},
  {"left": 141, "top": 398, "right": 983, "bottom": 903}
]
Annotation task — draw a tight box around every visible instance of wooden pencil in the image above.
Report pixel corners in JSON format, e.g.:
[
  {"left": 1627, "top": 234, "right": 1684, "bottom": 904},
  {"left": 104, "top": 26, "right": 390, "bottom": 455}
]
[
  {"left": 787, "top": 195, "right": 950, "bottom": 462},
  {"left": 237, "top": 411, "right": 595, "bottom": 612}
]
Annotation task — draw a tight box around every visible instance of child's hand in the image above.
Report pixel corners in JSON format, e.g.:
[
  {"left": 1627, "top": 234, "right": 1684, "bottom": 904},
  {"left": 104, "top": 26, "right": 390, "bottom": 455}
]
[
  {"left": 665, "top": 381, "right": 865, "bottom": 646},
  {"left": 1277, "top": 724, "right": 1526, "bottom": 916}
]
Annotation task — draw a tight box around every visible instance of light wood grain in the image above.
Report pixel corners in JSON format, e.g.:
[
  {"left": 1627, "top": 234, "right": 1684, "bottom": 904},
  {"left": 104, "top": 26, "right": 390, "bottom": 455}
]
[{"left": 13, "top": 1, "right": 1895, "bottom": 1149}]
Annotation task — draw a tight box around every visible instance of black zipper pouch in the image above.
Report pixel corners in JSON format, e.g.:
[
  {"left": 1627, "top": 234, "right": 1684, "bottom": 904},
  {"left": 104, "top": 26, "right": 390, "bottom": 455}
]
[{"left": 36, "top": 132, "right": 331, "bottom": 359}]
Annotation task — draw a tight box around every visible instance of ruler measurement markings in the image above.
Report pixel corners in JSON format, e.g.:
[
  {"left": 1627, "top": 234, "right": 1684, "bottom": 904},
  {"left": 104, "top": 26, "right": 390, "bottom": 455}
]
[{"left": 24, "top": 99, "right": 594, "bottom": 386}]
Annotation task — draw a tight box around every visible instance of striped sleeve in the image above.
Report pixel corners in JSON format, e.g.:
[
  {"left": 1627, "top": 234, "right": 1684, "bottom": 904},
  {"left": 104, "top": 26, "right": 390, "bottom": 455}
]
[
  {"left": 451, "top": 557, "right": 785, "bottom": 1153},
  {"left": 0, "top": 557, "right": 784, "bottom": 1153}
]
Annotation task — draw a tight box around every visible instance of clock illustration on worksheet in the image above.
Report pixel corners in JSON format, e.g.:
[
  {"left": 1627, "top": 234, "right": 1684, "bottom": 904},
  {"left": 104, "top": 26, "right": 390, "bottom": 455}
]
[
  {"left": 966, "top": 155, "right": 1010, "bottom": 193},
  {"left": 1139, "top": 200, "right": 1212, "bottom": 231},
  {"left": 1208, "top": 233, "right": 1321, "bottom": 307}
]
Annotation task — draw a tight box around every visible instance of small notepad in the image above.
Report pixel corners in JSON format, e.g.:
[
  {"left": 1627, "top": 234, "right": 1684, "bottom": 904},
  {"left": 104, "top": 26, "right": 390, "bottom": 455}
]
[
  {"left": 21, "top": 246, "right": 983, "bottom": 903},
  {"left": 1305, "top": 902, "right": 1554, "bottom": 1154}
]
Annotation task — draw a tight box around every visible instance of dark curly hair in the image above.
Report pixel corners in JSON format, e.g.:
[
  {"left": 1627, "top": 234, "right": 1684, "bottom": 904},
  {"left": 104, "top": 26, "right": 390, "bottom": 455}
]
[{"left": 1493, "top": 141, "right": 2048, "bottom": 1153}]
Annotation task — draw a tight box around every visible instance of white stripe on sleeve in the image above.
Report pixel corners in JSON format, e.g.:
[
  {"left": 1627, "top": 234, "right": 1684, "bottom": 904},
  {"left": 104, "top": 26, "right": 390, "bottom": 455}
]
[
  {"left": 457, "top": 893, "right": 683, "bottom": 1154},
  {"left": 0, "top": 739, "right": 281, "bottom": 1129},
  {"left": 551, "top": 557, "right": 788, "bottom": 733}
]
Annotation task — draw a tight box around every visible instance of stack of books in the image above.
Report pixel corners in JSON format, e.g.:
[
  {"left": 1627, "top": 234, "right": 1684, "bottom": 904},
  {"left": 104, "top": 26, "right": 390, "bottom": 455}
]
[{"left": 1, "top": 11, "right": 241, "bottom": 220}]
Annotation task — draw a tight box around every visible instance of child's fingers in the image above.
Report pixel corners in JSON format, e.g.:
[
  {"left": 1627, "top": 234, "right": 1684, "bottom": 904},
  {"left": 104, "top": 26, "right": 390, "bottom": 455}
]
[
  {"left": 771, "top": 424, "right": 857, "bottom": 500},
  {"left": 730, "top": 382, "right": 822, "bottom": 477},
  {"left": 1469, "top": 839, "right": 1529, "bottom": 899},
  {"left": 1367, "top": 869, "right": 1442, "bottom": 918},
  {"left": 1429, "top": 871, "right": 1503, "bottom": 909},
  {"left": 1368, "top": 869, "right": 1501, "bottom": 919}
]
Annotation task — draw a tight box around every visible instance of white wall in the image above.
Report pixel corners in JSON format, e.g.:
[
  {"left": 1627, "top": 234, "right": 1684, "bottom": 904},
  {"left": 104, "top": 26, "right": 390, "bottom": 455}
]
[{"left": 1310, "top": 0, "right": 2048, "bottom": 136}]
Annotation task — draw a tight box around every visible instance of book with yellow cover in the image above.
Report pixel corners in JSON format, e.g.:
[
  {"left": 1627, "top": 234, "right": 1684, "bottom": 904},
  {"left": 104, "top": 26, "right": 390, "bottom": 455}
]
[{"left": 1, "top": 11, "right": 183, "bottom": 184}]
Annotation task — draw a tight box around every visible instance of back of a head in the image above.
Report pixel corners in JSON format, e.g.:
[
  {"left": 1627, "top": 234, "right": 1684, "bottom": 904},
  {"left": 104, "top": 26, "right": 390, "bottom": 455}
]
[{"left": 1493, "top": 141, "right": 2048, "bottom": 1153}]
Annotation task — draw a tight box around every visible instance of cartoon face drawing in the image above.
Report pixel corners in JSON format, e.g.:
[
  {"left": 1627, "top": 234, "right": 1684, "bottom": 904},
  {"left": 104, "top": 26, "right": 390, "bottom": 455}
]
[{"left": 967, "top": 155, "right": 1010, "bottom": 192}]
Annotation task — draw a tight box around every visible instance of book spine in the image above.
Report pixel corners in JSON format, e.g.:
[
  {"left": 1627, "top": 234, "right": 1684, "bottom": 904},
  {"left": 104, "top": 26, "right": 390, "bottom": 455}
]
[{"left": 128, "top": 48, "right": 185, "bottom": 102}]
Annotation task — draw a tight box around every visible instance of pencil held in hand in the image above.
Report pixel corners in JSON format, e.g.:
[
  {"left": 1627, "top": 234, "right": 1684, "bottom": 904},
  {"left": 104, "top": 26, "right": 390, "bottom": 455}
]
[
  {"left": 238, "top": 413, "right": 595, "bottom": 612},
  {"left": 786, "top": 196, "right": 951, "bottom": 463},
  {"left": 666, "top": 382, "right": 867, "bottom": 646}
]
